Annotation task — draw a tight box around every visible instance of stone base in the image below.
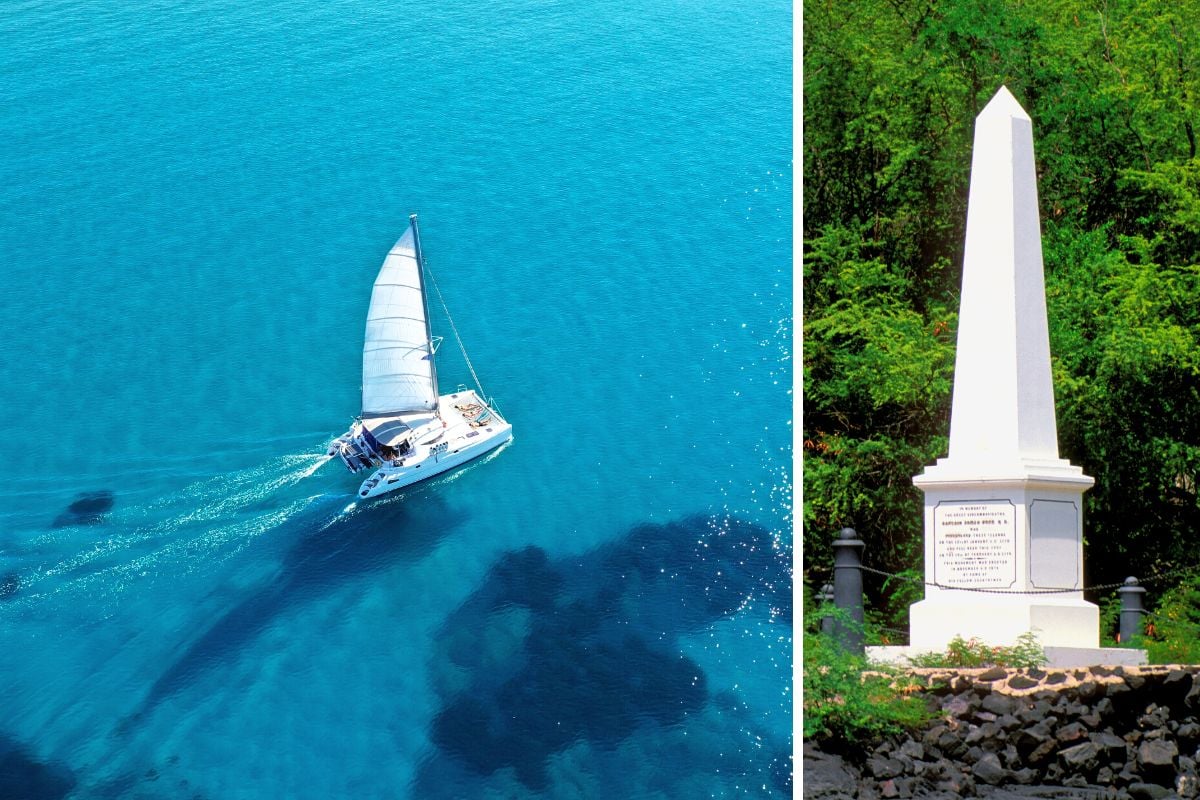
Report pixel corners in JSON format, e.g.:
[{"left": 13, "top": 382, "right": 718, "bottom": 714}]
[
  {"left": 867, "top": 644, "right": 1147, "bottom": 668},
  {"left": 908, "top": 594, "right": 1099, "bottom": 650}
]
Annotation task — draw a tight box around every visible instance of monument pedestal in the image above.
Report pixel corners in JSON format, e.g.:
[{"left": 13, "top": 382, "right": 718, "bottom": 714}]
[
  {"left": 909, "top": 459, "right": 1098, "bottom": 652},
  {"left": 909, "top": 595, "right": 1098, "bottom": 650}
]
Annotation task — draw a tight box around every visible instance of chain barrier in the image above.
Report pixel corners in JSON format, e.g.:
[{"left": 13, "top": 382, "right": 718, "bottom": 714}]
[{"left": 849, "top": 563, "right": 1195, "bottom": 596}]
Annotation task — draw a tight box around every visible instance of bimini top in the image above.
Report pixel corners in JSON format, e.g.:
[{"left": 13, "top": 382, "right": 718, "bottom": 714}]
[
  {"left": 361, "top": 414, "right": 419, "bottom": 448},
  {"left": 361, "top": 222, "right": 438, "bottom": 415}
]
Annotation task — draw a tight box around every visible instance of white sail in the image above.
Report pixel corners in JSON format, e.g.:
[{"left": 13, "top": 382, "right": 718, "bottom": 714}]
[{"left": 361, "top": 224, "right": 438, "bottom": 415}]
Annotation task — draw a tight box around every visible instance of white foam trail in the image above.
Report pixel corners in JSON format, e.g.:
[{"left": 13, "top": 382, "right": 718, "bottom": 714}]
[
  {"left": 11, "top": 449, "right": 340, "bottom": 607},
  {"left": 298, "top": 455, "right": 333, "bottom": 479},
  {"left": 12, "top": 494, "right": 324, "bottom": 614}
]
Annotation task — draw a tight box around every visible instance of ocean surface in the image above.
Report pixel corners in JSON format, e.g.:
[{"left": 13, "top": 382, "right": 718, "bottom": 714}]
[{"left": 0, "top": 1, "right": 792, "bottom": 798}]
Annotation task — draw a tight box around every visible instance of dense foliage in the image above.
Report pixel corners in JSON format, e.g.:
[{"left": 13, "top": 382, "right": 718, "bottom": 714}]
[
  {"left": 804, "top": 0, "right": 1200, "bottom": 630},
  {"left": 803, "top": 629, "right": 933, "bottom": 746}
]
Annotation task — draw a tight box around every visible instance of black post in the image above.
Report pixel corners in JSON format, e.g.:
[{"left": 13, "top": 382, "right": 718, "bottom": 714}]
[
  {"left": 818, "top": 583, "right": 835, "bottom": 636},
  {"left": 832, "top": 528, "right": 865, "bottom": 656},
  {"left": 1118, "top": 576, "right": 1146, "bottom": 646}
]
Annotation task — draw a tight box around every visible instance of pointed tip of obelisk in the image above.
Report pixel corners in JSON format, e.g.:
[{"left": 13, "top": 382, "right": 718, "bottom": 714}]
[{"left": 978, "top": 85, "right": 1030, "bottom": 122}]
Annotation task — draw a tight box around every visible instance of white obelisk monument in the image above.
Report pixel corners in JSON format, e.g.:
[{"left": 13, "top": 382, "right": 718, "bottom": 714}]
[{"left": 907, "top": 87, "right": 1108, "bottom": 656}]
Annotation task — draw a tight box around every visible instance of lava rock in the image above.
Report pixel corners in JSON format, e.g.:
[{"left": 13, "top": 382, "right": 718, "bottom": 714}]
[
  {"left": 997, "top": 714, "right": 1023, "bottom": 732},
  {"left": 1058, "top": 721, "right": 1090, "bottom": 744},
  {"left": 971, "top": 752, "right": 1008, "bottom": 786},
  {"left": 1018, "top": 699, "right": 1054, "bottom": 725},
  {"left": 923, "top": 724, "right": 948, "bottom": 751},
  {"left": 1139, "top": 704, "right": 1171, "bottom": 729},
  {"left": 867, "top": 755, "right": 905, "bottom": 780},
  {"left": 978, "top": 667, "right": 1008, "bottom": 682},
  {"left": 1011, "top": 767, "right": 1038, "bottom": 784},
  {"left": 983, "top": 694, "right": 1017, "bottom": 716},
  {"left": 1128, "top": 783, "right": 1174, "bottom": 800},
  {"left": 935, "top": 764, "right": 974, "bottom": 796},
  {"left": 945, "top": 693, "right": 981, "bottom": 718},
  {"left": 1138, "top": 738, "right": 1179, "bottom": 769},
  {"left": 966, "top": 723, "right": 1000, "bottom": 746},
  {"left": 938, "top": 729, "right": 969, "bottom": 759},
  {"left": 1059, "top": 741, "right": 1102, "bottom": 772},
  {"left": 1015, "top": 722, "right": 1055, "bottom": 751},
  {"left": 1186, "top": 680, "right": 1200, "bottom": 710},
  {"left": 1171, "top": 724, "right": 1200, "bottom": 748},
  {"left": 802, "top": 744, "right": 858, "bottom": 799},
  {"left": 1091, "top": 730, "right": 1128, "bottom": 762},
  {"left": 1163, "top": 670, "right": 1193, "bottom": 703},
  {"left": 1027, "top": 738, "right": 1060, "bottom": 766}
]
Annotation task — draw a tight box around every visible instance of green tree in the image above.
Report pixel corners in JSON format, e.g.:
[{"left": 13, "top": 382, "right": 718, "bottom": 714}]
[{"left": 804, "top": 0, "right": 1200, "bottom": 629}]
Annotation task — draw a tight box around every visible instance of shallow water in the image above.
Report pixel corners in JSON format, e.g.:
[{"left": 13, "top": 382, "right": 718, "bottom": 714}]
[{"left": 0, "top": 1, "right": 792, "bottom": 797}]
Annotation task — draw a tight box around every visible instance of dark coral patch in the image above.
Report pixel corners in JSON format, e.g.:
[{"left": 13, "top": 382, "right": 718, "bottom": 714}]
[
  {"left": 432, "top": 623, "right": 706, "bottom": 789},
  {"left": 487, "top": 545, "right": 562, "bottom": 612},
  {"left": 0, "top": 734, "right": 76, "bottom": 800},
  {"left": 597, "top": 514, "right": 791, "bottom": 632},
  {"left": 427, "top": 513, "right": 791, "bottom": 790},
  {"left": 52, "top": 490, "right": 115, "bottom": 528}
]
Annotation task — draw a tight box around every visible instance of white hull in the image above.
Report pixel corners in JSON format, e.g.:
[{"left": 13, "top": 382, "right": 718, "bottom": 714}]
[
  {"left": 331, "top": 389, "right": 511, "bottom": 500},
  {"left": 358, "top": 420, "right": 511, "bottom": 499}
]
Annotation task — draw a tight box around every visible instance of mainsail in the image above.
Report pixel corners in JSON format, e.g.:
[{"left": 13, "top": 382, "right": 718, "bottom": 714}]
[{"left": 361, "top": 219, "right": 439, "bottom": 415}]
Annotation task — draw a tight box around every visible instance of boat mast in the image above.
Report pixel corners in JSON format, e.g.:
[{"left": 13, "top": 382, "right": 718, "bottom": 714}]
[{"left": 409, "top": 213, "right": 441, "bottom": 416}]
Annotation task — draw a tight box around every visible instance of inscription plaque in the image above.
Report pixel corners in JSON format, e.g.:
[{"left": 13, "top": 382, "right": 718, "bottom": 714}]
[{"left": 934, "top": 501, "right": 1017, "bottom": 587}]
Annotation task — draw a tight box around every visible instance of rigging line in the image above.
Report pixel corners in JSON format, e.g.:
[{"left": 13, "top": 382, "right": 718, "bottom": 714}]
[{"left": 424, "top": 262, "right": 487, "bottom": 400}]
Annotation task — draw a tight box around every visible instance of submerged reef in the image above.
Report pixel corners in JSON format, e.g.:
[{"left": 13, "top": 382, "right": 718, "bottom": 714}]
[
  {"left": 51, "top": 490, "right": 115, "bottom": 528},
  {"left": 123, "top": 493, "right": 466, "bottom": 729},
  {"left": 426, "top": 513, "right": 791, "bottom": 790},
  {"left": 0, "top": 734, "right": 75, "bottom": 800}
]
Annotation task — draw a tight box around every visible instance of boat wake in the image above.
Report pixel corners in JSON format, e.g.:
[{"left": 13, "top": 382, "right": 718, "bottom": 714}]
[{"left": 5, "top": 450, "right": 338, "bottom": 612}]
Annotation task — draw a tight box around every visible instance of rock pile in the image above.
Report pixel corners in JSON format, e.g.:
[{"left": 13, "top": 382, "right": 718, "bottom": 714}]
[{"left": 806, "top": 666, "right": 1200, "bottom": 799}]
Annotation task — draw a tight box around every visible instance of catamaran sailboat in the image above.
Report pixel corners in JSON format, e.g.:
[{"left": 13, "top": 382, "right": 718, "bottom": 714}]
[{"left": 328, "top": 214, "right": 512, "bottom": 499}]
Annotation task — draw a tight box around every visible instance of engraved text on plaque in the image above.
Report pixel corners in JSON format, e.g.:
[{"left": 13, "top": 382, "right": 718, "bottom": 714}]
[{"left": 933, "top": 501, "right": 1017, "bottom": 587}]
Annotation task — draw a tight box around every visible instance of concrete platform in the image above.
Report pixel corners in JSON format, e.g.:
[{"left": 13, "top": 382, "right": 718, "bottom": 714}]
[{"left": 867, "top": 644, "right": 1147, "bottom": 668}]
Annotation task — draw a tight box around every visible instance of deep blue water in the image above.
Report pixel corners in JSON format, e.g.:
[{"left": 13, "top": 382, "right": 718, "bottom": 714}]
[{"left": 0, "top": 1, "right": 792, "bottom": 797}]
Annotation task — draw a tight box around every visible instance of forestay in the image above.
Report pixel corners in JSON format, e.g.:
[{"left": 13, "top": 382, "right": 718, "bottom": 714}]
[{"left": 361, "top": 225, "right": 437, "bottom": 414}]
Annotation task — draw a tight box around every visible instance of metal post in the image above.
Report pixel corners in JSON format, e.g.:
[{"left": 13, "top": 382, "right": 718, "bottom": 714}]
[
  {"left": 818, "top": 583, "right": 835, "bottom": 636},
  {"left": 832, "top": 528, "right": 865, "bottom": 656},
  {"left": 1118, "top": 576, "right": 1146, "bottom": 646}
]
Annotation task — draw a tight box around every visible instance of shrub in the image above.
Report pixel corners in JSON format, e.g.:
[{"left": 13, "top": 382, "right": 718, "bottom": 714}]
[
  {"left": 904, "top": 632, "right": 1047, "bottom": 669},
  {"left": 802, "top": 630, "right": 931, "bottom": 748},
  {"left": 1142, "top": 575, "right": 1200, "bottom": 664}
]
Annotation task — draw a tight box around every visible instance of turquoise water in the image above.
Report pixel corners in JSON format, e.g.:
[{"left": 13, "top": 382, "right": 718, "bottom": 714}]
[{"left": 0, "top": 1, "right": 792, "bottom": 797}]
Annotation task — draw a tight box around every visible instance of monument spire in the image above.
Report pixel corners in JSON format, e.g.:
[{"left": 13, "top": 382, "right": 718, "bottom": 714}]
[{"left": 949, "top": 85, "right": 1059, "bottom": 465}]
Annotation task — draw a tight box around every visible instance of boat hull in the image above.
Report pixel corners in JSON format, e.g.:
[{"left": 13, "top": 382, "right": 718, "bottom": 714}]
[{"left": 358, "top": 422, "right": 511, "bottom": 499}]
